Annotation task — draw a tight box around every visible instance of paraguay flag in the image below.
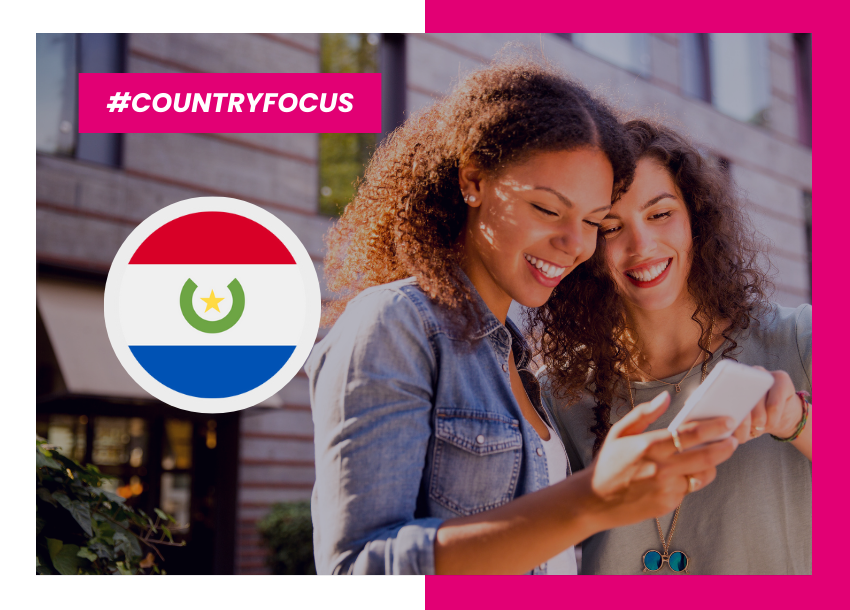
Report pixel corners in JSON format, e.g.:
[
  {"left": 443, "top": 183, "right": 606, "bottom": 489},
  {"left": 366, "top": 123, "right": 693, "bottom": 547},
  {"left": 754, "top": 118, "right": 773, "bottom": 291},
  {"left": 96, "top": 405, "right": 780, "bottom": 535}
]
[{"left": 105, "top": 198, "right": 320, "bottom": 412}]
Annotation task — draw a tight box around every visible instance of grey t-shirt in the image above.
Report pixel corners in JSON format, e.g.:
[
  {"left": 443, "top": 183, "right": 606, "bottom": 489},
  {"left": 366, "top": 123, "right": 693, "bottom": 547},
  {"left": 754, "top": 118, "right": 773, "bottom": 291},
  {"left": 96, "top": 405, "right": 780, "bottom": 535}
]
[{"left": 543, "top": 303, "right": 812, "bottom": 575}]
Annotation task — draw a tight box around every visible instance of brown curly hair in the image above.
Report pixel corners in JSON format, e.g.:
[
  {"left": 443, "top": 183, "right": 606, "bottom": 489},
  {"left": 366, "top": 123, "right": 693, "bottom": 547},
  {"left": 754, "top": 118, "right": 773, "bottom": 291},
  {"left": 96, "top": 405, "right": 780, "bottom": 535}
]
[
  {"left": 531, "top": 119, "right": 773, "bottom": 455},
  {"left": 321, "top": 54, "right": 635, "bottom": 326}
]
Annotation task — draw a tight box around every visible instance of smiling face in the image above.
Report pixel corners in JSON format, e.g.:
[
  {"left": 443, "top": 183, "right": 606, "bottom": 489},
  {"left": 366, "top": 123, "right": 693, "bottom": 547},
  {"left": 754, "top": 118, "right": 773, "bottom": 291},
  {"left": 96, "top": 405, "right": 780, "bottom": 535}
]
[
  {"left": 459, "top": 147, "right": 615, "bottom": 317},
  {"left": 599, "top": 157, "right": 694, "bottom": 313}
]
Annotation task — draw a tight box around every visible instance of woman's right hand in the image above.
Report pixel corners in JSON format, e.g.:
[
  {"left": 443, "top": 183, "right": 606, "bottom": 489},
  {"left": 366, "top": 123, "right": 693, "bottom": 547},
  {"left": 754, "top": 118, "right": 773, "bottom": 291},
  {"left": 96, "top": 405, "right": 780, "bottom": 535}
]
[{"left": 588, "top": 391, "right": 738, "bottom": 529}]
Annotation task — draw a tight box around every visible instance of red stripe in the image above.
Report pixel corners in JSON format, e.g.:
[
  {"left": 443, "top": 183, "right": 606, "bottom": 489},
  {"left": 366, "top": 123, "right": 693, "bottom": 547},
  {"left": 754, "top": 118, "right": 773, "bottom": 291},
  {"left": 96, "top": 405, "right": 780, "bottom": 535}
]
[{"left": 129, "top": 212, "right": 295, "bottom": 264}]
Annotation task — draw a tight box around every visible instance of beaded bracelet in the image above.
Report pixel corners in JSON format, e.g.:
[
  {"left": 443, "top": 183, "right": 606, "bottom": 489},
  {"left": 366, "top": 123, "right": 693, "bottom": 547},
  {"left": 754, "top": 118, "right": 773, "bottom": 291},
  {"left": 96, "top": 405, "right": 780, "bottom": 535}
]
[{"left": 771, "top": 391, "right": 810, "bottom": 442}]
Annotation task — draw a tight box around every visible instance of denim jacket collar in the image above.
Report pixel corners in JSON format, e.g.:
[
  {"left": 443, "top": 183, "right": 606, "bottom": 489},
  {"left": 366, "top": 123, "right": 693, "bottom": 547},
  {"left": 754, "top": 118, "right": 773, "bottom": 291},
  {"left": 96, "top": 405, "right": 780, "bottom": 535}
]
[
  {"left": 425, "top": 265, "right": 535, "bottom": 370},
  {"left": 432, "top": 266, "right": 529, "bottom": 345},
  {"left": 422, "top": 267, "right": 503, "bottom": 341},
  {"left": 428, "top": 268, "right": 545, "bottom": 421}
]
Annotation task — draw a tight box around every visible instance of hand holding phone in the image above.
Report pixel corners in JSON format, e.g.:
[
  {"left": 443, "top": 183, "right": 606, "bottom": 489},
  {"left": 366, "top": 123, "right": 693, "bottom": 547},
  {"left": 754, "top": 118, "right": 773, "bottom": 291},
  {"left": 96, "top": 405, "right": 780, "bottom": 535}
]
[{"left": 667, "top": 360, "right": 775, "bottom": 440}]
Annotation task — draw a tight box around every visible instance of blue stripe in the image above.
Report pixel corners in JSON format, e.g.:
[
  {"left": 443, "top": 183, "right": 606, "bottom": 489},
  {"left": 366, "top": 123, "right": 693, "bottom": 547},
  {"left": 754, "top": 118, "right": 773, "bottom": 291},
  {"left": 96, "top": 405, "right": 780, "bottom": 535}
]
[{"left": 129, "top": 346, "right": 295, "bottom": 398}]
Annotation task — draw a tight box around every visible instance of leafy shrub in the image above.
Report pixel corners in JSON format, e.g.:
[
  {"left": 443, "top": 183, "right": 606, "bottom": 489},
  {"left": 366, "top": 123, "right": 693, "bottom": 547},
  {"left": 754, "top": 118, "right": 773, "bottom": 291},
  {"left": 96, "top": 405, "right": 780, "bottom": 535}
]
[
  {"left": 36, "top": 439, "right": 183, "bottom": 574},
  {"left": 257, "top": 501, "right": 316, "bottom": 575}
]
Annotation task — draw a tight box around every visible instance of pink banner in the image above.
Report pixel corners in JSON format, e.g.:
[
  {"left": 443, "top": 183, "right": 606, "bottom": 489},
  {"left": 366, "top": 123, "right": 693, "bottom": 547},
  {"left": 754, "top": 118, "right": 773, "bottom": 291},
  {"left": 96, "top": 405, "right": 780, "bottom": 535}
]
[
  {"left": 78, "top": 73, "right": 381, "bottom": 133},
  {"left": 423, "top": 0, "right": 817, "bottom": 31}
]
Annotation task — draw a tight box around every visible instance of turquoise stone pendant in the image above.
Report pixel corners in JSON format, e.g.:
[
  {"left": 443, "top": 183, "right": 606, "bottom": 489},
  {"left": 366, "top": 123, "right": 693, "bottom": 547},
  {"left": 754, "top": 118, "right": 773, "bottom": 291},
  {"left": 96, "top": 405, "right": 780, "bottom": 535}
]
[
  {"left": 642, "top": 550, "right": 690, "bottom": 573},
  {"left": 643, "top": 550, "right": 663, "bottom": 571},
  {"left": 669, "top": 551, "right": 688, "bottom": 573}
]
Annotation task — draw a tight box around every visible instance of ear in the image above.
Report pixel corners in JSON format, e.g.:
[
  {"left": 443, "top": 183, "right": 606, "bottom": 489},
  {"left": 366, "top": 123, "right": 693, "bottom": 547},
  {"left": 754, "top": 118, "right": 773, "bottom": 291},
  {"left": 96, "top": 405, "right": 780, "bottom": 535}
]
[{"left": 458, "top": 162, "right": 484, "bottom": 208}]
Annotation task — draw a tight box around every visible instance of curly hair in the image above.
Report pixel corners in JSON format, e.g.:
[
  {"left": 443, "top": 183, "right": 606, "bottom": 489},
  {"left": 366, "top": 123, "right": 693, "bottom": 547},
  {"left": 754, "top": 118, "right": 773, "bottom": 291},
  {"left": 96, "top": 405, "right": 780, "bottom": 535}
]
[
  {"left": 321, "top": 53, "right": 635, "bottom": 326},
  {"left": 531, "top": 119, "right": 773, "bottom": 455}
]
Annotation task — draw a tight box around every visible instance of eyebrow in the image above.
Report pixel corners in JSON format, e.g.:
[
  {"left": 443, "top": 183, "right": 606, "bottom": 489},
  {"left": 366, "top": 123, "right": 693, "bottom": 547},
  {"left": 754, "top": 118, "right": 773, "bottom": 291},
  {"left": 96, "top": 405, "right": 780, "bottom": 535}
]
[
  {"left": 605, "top": 192, "right": 678, "bottom": 219},
  {"left": 532, "top": 186, "right": 612, "bottom": 214}
]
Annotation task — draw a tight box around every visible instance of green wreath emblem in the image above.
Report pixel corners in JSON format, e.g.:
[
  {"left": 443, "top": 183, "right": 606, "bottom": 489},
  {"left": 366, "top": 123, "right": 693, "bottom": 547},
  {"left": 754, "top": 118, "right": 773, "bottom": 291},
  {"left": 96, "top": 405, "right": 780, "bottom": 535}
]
[{"left": 179, "top": 278, "right": 245, "bottom": 333}]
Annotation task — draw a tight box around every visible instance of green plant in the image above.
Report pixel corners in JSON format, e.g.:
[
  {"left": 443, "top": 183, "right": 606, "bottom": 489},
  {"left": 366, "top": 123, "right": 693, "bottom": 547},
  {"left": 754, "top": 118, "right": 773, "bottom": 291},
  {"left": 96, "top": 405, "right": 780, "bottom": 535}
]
[
  {"left": 36, "top": 438, "right": 184, "bottom": 574},
  {"left": 257, "top": 501, "right": 316, "bottom": 575}
]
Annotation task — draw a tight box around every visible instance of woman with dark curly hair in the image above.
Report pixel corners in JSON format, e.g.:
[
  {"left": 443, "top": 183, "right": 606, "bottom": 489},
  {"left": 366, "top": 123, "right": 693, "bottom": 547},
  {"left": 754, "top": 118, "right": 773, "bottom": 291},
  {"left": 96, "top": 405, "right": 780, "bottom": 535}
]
[
  {"left": 542, "top": 119, "right": 812, "bottom": 574},
  {"left": 306, "top": 60, "right": 738, "bottom": 575}
]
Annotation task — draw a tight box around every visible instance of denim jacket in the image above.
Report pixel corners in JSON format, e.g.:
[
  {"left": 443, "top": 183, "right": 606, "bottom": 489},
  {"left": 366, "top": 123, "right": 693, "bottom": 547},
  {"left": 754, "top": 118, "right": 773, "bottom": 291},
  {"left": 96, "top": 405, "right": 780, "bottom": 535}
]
[{"left": 305, "top": 274, "right": 565, "bottom": 574}]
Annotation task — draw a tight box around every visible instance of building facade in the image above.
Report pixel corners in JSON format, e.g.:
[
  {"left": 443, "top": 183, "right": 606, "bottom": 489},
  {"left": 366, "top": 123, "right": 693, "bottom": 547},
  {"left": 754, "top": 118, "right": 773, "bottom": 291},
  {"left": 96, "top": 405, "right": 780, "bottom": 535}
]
[{"left": 35, "top": 33, "right": 812, "bottom": 574}]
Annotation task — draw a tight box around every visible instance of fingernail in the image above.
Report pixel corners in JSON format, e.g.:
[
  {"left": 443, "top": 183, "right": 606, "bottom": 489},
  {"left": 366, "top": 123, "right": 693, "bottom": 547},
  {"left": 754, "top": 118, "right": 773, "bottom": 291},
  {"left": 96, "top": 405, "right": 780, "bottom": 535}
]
[
  {"left": 724, "top": 418, "right": 736, "bottom": 430},
  {"left": 650, "top": 392, "right": 668, "bottom": 409}
]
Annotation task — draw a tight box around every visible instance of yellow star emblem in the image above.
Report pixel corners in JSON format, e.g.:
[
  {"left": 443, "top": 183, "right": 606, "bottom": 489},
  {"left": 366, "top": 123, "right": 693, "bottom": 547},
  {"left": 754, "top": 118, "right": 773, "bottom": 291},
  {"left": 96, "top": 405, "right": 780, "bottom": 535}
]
[{"left": 200, "top": 289, "right": 225, "bottom": 313}]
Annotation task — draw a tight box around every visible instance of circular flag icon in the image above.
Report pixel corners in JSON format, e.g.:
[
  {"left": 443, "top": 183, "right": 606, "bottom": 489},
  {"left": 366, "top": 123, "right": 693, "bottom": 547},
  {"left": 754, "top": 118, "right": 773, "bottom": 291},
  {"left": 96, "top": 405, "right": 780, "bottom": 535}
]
[{"left": 104, "top": 197, "right": 321, "bottom": 413}]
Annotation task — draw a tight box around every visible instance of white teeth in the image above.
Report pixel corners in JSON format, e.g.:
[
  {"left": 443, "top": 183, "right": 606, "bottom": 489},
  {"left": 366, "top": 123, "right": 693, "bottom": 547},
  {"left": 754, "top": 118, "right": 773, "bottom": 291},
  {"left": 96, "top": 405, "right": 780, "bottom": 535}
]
[
  {"left": 626, "top": 259, "right": 670, "bottom": 282},
  {"left": 524, "top": 254, "right": 565, "bottom": 278}
]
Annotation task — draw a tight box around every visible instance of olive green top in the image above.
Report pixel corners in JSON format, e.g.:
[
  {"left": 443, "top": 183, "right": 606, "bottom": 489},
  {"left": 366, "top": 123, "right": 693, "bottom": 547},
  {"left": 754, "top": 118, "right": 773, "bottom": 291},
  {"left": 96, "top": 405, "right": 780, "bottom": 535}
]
[{"left": 542, "top": 303, "right": 812, "bottom": 575}]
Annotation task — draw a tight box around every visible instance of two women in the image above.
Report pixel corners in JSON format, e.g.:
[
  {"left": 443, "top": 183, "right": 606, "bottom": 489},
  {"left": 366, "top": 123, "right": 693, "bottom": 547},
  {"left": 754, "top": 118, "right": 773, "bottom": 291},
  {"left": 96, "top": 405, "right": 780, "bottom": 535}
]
[
  {"left": 541, "top": 120, "right": 811, "bottom": 574},
  {"left": 306, "top": 59, "right": 737, "bottom": 574}
]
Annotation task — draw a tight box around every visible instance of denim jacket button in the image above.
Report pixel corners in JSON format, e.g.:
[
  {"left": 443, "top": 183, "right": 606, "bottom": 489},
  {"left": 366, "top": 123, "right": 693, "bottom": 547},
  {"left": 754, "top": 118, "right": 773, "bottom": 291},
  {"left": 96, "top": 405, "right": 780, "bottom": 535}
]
[
  {"left": 502, "top": 363, "right": 508, "bottom": 372},
  {"left": 536, "top": 447, "right": 544, "bottom": 457},
  {"left": 476, "top": 434, "right": 485, "bottom": 444}
]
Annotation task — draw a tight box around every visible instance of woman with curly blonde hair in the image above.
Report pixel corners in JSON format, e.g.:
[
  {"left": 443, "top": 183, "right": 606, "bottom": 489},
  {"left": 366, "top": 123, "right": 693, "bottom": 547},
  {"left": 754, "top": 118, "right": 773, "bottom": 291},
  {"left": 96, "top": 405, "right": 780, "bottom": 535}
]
[
  {"left": 306, "top": 59, "right": 738, "bottom": 575},
  {"left": 542, "top": 119, "right": 811, "bottom": 574}
]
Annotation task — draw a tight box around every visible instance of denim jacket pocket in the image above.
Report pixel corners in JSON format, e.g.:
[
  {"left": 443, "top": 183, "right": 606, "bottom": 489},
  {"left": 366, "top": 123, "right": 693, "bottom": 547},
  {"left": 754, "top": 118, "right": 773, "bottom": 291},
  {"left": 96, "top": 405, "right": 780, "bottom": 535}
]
[{"left": 429, "top": 407, "right": 523, "bottom": 516}]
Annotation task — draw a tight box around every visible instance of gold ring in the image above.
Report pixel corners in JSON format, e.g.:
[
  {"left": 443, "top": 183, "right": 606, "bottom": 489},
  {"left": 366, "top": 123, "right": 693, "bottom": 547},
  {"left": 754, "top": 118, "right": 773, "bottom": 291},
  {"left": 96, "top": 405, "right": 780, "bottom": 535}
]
[
  {"left": 686, "top": 475, "right": 700, "bottom": 494},
  {"left": 671, "top": 428, "right": 683, "bottom": 453}
]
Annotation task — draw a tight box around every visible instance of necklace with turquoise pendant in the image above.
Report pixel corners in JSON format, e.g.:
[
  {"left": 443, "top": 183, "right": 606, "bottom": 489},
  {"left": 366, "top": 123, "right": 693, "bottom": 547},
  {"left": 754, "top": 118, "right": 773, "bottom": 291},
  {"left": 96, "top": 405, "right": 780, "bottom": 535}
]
[
  {"left": 641, "top": 504, "right": 689, "bottom": 574},
  {"left": 628, "top": 380, "right": 694, "bottom": 574},
  {"left": 629, "top": 320, "right": 714, "bottom": 575}
]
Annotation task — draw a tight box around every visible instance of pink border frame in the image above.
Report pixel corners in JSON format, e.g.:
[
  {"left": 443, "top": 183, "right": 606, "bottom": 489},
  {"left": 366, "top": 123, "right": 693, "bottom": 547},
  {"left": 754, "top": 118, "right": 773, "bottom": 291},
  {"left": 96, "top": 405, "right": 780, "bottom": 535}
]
[{"left": 423, "top": 0, "right": 835, "bottom": 602}]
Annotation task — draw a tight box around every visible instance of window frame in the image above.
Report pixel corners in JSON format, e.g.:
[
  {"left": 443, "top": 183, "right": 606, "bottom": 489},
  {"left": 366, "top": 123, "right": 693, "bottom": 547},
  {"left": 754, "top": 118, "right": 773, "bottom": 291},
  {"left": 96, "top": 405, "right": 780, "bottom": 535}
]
[
  {"left": 793, "top": 33, "right": 813, "bottom": 147},
  {"left": 680, "top": 33, "right": 713, "bottom": 103},
  {"left": 570, "top": 33, "right": 651, "bottom": 78},
  {"left": 707, "top": 33, "right": 772, "bottom": 126},
  {"left": 36, "top": 33, "right": 127, "bottom": 168}
]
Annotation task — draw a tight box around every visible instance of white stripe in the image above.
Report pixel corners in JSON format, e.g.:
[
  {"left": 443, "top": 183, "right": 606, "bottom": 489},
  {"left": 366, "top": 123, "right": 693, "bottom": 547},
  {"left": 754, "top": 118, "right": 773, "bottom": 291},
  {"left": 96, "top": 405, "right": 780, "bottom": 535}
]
[{"left": 120, "top": 264, "right": 305, "bottom": 345}]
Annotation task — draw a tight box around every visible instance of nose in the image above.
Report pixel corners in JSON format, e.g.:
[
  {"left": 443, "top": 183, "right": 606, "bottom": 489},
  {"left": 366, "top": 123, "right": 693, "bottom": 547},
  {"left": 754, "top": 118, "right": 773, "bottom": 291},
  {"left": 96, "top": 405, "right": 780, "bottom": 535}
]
[
  {"left": 551, "top": 221, "right": 585, "bottom": 261},
  {"left": 624, "top": 221, "right": 657, "bottom": 257}
]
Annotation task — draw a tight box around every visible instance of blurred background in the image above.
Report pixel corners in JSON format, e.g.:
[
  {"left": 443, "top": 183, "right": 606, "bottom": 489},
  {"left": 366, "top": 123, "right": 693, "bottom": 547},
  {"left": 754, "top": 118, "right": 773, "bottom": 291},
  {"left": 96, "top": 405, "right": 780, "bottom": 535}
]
[{"left": 36, "top": 33, "right": 812, "bottom": 574}]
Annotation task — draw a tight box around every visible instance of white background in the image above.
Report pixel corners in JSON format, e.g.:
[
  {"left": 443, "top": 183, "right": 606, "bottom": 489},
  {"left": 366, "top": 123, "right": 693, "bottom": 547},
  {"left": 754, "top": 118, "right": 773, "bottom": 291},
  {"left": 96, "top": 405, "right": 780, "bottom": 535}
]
[{"left": 121, "top": 265, "right": 306, "bottom": 345}]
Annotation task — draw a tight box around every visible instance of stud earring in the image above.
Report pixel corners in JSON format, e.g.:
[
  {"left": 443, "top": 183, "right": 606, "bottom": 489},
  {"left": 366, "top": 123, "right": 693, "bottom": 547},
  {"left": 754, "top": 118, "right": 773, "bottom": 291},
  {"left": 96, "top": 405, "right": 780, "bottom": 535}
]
[{"left": 468, "top": 195, "right": 477, "bottom": 203}]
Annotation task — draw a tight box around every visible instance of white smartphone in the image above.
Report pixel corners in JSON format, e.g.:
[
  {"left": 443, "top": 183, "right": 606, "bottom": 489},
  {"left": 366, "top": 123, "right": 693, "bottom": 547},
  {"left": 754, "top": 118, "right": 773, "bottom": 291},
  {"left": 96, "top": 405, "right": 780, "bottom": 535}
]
[{"left": 667, "top": 360, "right": 775, "bottom": 439}]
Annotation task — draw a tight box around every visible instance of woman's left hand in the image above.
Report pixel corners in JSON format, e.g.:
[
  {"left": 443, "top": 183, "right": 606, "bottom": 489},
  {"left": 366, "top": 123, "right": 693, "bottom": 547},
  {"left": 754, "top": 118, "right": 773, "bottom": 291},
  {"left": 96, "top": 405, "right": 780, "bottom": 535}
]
[{"left": 732, "top": 368, "right": 805, "bottom": 444}]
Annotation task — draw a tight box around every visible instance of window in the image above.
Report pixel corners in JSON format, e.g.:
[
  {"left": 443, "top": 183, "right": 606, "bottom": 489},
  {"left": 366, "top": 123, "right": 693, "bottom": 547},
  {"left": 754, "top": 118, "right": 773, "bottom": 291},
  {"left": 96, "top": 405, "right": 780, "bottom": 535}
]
[
  {"left": 36, "top": 33, "right": 125, "bottom": 167},
  {"left": 571, "top": 34, "right": 650, "bottom": 77},
  {"left": 161, "top": 419, "right": 194, "bottom": 526},
  {"left": 36, "top": 403, "right": 238, "bottom": 574},
  {"left": 680, "top": 33, "right": 712, "bottom": 102},
  {"left": 37, "top": 34, "right": 77, "bottom": 156},
  {"left": 36, "top": 413, "right": 153, "bottom": 504},
  {"left": 708, "top": 34, "right": 771, "bottom": 125},
  {"left": 40, "top": 413, "right": 87, "bottom": 463},
  {"left": 794, "top": 34, "right": 812, "bottom": 146},
  {"left": 318, "top": 34, "right": 380, "bottom": 216},
  {"left": 380, "top": 33, "right": 407, "bottom": 141}
]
